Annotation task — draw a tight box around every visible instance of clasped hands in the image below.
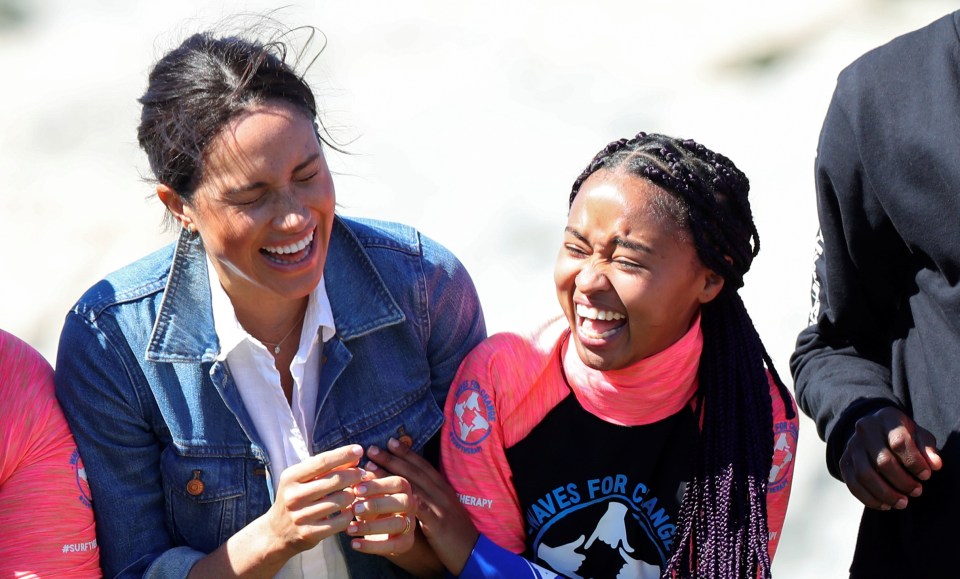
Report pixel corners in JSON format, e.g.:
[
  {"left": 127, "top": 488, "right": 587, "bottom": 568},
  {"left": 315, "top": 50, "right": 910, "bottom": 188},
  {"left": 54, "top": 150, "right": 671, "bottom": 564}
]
[{"left": 265, "top": 444, "right": 417, "bottom": 560}]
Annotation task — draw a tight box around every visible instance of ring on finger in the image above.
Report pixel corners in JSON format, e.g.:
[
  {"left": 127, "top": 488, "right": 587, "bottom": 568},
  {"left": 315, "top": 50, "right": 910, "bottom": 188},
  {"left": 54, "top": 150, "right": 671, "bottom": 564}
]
[{"left": 400, "top": 514, "right": 412, "bottom": 535}]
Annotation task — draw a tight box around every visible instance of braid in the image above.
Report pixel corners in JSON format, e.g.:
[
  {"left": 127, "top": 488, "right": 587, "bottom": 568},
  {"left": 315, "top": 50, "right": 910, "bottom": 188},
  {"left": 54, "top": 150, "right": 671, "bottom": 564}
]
[
  {"left": 568, "top": 137, "right": 633, "bottom": 207},
  {"left": 570, "top": 132, "right": 795, "bottom": 578}
]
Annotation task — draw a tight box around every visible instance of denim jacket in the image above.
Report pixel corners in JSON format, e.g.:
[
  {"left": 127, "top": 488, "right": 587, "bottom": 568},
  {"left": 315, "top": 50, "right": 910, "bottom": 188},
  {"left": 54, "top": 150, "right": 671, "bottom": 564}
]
[{"left": 55, "top": 216, "right": 486, "bottom": 578}]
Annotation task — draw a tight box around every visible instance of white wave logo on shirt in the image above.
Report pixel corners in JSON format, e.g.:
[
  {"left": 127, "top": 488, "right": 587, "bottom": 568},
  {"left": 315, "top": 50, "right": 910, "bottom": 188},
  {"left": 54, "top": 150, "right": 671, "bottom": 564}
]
[
  {"left": 526, "top": 474, "right": 675, "bottom": 578},
  {"left": 450, "top": 380, "right": 497, "bottom": 454},
  {"left": 70, "top": 448, "right": 93, "bottom": 509}
]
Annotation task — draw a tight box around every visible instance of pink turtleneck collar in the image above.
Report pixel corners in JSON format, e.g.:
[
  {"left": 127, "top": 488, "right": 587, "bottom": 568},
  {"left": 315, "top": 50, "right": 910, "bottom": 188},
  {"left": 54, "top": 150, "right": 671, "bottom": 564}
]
[{"left": 561, "top": 315, "right": 703, "bottom": 426}]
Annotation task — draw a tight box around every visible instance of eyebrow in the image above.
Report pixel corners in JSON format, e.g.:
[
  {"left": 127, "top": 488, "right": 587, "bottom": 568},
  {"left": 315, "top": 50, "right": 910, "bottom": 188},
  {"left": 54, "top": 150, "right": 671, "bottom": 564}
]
[
  {"left": 224, "top": 153, "right": 322, "bottom": 197},
  {"left": 565, "top": 227, "right": 654, "bottom": 254}
]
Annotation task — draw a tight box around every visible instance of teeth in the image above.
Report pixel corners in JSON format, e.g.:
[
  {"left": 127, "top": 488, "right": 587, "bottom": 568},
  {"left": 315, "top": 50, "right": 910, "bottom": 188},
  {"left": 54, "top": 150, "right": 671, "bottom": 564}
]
[
  {"left": 576, "top": 304, "right": 625, "bottom": 321},
  {"left": 264, "top": 230, "right": 314, "bottom": 254},
  {"left": 580, "top": 326, "right": 621, "bottom": 339}
]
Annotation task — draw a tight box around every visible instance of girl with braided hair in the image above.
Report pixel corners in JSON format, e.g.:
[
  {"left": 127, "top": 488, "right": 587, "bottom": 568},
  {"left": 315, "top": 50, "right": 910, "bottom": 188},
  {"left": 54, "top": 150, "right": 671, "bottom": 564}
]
[{"left": 369, "top": 132, "right": 798, "bottom": 578}]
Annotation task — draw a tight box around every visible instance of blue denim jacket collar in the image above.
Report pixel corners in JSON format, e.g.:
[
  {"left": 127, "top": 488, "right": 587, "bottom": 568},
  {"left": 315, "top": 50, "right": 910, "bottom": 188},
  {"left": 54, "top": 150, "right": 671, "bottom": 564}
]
[{"left": 145, "top": 216, "right": 407, "bottom": 364}]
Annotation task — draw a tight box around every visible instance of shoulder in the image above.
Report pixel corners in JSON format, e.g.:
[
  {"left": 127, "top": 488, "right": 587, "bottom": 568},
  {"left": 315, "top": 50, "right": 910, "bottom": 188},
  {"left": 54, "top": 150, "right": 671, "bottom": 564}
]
[
  {"left": 0, "top": 330, "right": 64, "bottom": 450},
  {"left": 457, "top": 317, "right": 566, "bottom": 403},
  {"left": 837, "top": 12, "right": 960, "bottom": 102},
  {"left": 337, "top": 216, "right": 422, "bottom": 256},
  {"left": 0, "top": 329, "right": 54, "bottom": 400},
  {"left": 68, "top": 243, "right": 175, "bottom": 322},
  {"left": 337, "top": 215, "right": 465, "bottom": 271}
]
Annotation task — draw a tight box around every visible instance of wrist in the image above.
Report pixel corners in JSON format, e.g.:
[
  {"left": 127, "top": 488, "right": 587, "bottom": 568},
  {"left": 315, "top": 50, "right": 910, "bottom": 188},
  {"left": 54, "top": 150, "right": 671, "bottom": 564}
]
[
  {"left": 442, "top": 529, "right": 480, "bottom": 576},
  {"left": 456, "top": 534, "right": 515, "bottom": 579},
  {"left": 248, "top": 511, "right": 300, "bottom": 568},
  {"left": 827, "top": 398, "right": 900, "bottom": 478}
]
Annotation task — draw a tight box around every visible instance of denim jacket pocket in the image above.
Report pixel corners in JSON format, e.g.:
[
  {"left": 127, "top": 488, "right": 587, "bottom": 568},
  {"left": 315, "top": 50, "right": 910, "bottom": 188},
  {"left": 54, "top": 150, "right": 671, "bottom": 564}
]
[
  {"left": 160, "top": 450, "right": 247, "bottom": 553},
  {"left": 323, "top": 387, "right": 445, "bottom": 454}
]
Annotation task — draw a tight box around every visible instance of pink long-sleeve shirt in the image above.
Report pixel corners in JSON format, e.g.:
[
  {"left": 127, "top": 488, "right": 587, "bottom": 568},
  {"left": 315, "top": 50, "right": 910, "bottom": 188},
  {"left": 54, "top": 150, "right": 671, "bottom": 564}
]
[
  {"left": 0, "top": 330, "right": 100, "bottom": 578},
  {"left": 441, "top": 317, "right": 797, "bottom": 574}
]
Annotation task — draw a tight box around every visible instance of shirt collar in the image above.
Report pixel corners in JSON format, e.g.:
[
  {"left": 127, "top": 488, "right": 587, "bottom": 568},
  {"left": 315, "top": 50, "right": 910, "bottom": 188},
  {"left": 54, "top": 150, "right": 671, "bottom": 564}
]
[
  {"left": 147, "top": 216, "right": 404, "bottom": 362},
  {"left": 206, "top": 256, "right": 337, "bottom": 360}
]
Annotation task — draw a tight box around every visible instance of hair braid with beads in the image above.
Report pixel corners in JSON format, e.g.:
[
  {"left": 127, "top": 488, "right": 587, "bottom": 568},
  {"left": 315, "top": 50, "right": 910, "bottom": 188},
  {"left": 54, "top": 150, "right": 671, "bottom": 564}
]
[{"left": 569, "top": 132, "right": 795, "bottom": 579}]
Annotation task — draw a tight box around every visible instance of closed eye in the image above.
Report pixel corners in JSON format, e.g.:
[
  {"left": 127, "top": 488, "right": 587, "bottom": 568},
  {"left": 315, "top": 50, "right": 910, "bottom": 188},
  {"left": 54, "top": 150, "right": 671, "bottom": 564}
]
[
  {"left": 295, "top": 170, "right": 319, "bottom": 183},
  {"left": 565, "top": 244, "right": 589, "bottom": 257},
  {"left": 292, "top": 153, "right": 323, "bottom": 184},
  {"left": 231, "top": 190, "right": 267, "bottom": 206},
  {"left": 614, "top": 259, "right": 643, "bottom": 270}
]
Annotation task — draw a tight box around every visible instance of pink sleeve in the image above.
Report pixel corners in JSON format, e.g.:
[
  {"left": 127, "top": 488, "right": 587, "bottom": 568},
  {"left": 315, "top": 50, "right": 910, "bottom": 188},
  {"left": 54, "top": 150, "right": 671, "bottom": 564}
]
[
  {"left": 0, "top": 330, "right": 101, "bottom": 578},
  {"left": 764, "top": 372, "right": 798, "bottom": 562},
  {"left": 440, "top": 339, "right": 527, "bottom": 553}
]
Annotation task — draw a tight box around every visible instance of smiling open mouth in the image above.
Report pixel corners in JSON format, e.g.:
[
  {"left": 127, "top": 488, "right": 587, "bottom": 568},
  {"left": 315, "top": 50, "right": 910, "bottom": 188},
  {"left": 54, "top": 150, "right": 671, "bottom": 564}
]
[
  {"left": 260, "top": 228, "right": 315, "bottom": 265},
  {"left": 576, "top": 304, "right": 626, "bottom": 339}
]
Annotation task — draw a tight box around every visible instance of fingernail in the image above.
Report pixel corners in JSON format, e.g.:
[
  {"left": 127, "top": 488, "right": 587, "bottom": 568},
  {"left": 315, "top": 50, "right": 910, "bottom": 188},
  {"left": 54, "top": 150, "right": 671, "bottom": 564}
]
[
  {"left": 357, "top": 468, "right": 367, "bottom": 478},
  {"left": 354, "top": 502, "right": 366, "bottom": 514},
  {"left": 368, "top": 446, "right": 380, "bottom": 456},
  {"left": 357, "top": 484, "right": 368, "bottom": 495},
  {"left": 366, "top": 461, "right": 378, "bottom": 472},
  {"left": 918, "top": 469, "right": 931, "bottom": 481},
  {"left": 350, "top": 445, "right": 364, "bottom": 456},
  {"left": 894, "top": 498, "right": 908, "bottom": 509},
  {"left": 347, "top": 523, "right": 358, "bottom": 534},
  {"left": 880, "top": 504, "right": 891, "bottom": 511},
  {"left": 352, "top": 540, "right": 361, "bottom": 550},
  {"left": 911, "top": 486, "right": 923, "bottom": 498},
  {"left": 388, "top": 437, "right": 399, "bottom": 449}
]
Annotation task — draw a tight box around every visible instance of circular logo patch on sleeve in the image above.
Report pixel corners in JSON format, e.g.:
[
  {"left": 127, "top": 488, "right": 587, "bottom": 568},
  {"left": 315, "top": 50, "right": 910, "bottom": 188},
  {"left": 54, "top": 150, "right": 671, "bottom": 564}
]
[
  {"left": 768, "top": 421, "right": 798, "bottom": 493},
  {"left": 449, "top": 380, "right": 497, "bottom": 454},
  {"left": 70, "top": 448, "right": 93, "bottom": 509}
]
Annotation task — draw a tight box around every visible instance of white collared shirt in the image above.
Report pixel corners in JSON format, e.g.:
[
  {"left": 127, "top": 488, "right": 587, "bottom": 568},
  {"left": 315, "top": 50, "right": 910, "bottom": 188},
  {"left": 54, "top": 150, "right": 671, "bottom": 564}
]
[{"left": 207, "top": 259, "right": 345, "bottom": 579}]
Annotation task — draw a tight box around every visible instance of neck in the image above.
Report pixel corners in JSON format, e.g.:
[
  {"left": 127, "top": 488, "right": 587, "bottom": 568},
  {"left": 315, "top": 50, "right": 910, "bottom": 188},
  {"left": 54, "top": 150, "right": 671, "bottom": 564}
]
[
  {"left": 561, "top": 315, "right": 703, "bottom": 426},
  {"left": 232, "top": 296, "right": 309, "bottom": 346}
]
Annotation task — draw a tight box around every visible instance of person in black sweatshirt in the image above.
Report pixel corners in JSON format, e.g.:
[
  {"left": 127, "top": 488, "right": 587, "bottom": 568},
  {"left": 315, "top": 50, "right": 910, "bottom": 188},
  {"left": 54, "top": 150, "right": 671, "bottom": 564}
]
[{"left": 791, "top": 10, "right": 960, "bottom": 578}]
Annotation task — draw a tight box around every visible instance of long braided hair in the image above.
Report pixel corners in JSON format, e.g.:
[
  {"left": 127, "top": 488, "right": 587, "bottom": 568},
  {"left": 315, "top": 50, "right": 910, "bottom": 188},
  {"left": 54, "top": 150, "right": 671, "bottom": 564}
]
[{"left": 569, "top": 132, "right": 795, "bottom": 578}]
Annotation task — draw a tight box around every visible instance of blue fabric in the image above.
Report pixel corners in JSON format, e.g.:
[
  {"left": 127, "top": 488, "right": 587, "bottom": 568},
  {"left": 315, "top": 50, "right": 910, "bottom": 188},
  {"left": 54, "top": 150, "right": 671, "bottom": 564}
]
[
  {"left": 55, "top": 216, "right": 486, "bottom": 578},
  {"left": 457, "top": 534, "right": 560, "bottom": 579}
]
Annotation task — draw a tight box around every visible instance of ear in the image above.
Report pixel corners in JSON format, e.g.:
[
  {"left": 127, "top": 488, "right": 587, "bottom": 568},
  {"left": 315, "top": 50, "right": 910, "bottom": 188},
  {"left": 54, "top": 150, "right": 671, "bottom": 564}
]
[
  {"left": 157, "top": 184, "right": 194, "bottom": 232},
  {"left": 698, "top": 269, "right": 725, "bottom": 304}
]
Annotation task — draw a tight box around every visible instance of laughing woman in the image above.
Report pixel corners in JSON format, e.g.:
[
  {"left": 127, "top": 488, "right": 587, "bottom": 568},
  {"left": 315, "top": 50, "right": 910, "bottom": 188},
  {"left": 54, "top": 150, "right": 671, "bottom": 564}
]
[
  {"left": 53, "top": 28, "right": 484, "bottom": 578},
  {"left": 371, "top": 132, "right": 798, "bottom": 578}
]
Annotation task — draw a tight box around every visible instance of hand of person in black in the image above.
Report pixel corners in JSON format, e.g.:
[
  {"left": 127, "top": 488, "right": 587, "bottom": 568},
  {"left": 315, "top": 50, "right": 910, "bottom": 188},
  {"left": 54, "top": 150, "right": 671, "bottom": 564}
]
[{"left": 839, "top": 407, "right": 943, "bottom": 510}]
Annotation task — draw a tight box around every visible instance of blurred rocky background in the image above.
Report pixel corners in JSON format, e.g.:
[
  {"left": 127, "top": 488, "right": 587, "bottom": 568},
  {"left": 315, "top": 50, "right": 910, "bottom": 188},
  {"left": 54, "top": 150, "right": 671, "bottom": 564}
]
[{"left": 2, "top": 1, "right": 955, "bottom": 575}]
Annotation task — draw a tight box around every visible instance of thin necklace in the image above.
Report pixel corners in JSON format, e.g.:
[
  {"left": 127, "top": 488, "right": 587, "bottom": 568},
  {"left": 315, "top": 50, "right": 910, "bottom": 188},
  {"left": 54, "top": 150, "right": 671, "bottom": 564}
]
[{"left": 259, "top": 310, "right": 306, "bottom": 355}]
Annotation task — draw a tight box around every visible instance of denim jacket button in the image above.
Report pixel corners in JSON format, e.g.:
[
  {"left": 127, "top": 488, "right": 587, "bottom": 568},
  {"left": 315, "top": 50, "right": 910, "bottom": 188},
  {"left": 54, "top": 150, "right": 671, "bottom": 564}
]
[
  {"left": 397, "top": 426, "right": 413, "bottom": 448},
  {"left": 187, "top": 469, "right": 205, "bottom": 496}
]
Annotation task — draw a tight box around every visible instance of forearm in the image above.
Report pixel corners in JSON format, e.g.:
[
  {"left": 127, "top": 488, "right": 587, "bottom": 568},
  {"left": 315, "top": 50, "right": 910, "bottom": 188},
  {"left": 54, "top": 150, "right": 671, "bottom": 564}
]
[
  {"left": 792, "top": 325, "right": 901, "bottom": 477},
  {"left": 187, "top": 514, "right": 293, "bottom": 578}
]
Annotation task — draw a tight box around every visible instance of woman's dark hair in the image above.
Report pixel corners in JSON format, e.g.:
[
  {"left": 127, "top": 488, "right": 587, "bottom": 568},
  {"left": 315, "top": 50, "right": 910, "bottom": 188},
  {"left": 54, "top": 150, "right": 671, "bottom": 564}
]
[
  {"left": 569, "top": 132, "right": 795, "bottom": 578},
  {"left": 137, "top": 26, "right": 327, "bottom": 201}
]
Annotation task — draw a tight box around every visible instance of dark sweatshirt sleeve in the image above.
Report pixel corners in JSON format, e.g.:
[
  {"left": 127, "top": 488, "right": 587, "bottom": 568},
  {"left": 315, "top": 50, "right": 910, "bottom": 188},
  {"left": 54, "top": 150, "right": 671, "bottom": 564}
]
[{"left": 790, "top": 76, "right": 911, "bottom": 480}]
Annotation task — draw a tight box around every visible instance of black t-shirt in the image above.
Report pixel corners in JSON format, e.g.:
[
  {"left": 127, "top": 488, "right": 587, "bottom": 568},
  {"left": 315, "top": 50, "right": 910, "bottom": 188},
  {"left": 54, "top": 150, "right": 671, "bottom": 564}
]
[{"left": 506, "top": 392, "right": 698, "bottom": 577}]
